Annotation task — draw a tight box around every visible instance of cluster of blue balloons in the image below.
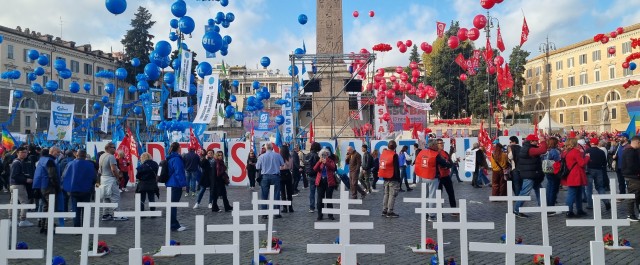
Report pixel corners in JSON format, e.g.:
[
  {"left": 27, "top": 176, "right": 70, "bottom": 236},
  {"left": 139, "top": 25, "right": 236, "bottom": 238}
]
[
  {"left": 157, "top": 120, "right": 192, "bottom": 131},
  {"left": 0, "top": 70, "right": 21, "bottom": 80}
]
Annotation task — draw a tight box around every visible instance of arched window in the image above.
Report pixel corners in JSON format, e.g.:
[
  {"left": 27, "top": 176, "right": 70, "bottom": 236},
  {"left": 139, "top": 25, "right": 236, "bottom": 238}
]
[
  {"left": 627, "top": 90, "right": 633, "bottom": 99},
  {"left": 578, "top": 95, "right": 592, "bottom": 105},
  {"left": 605, "top": 90, "right": 621, "bottom": 102},
  {"left": 20, "top": 98, "right": 36, "bottom": 109},
  {"left": 556, "top": 99, "right": 567, "bottom": 108},
  {"left": 535, "top": 102, "right": 545, "bottom": 111}
]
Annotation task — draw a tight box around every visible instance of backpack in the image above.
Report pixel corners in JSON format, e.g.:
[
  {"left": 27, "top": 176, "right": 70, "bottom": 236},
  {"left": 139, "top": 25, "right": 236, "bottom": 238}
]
[
  {"left": 542, "top": 150, "right": 557, "bottom": 174},
  {"left": 157, "top": 159, "right": 170, "bottom": 183},
  {"left": 553, "top": 153, "right": 576, "bottom": 179},
  {"left": 23, "top": 156, "right": 37, "bottom": 178},
  {"left": 304, "top": 152, "right": 319, "bottom": 176}
]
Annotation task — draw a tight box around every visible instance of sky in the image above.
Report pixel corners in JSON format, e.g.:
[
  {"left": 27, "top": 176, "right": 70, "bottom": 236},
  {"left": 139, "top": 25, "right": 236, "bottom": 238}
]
[{"left": 1, "top": 0, "right": 639, "bottom": 74}]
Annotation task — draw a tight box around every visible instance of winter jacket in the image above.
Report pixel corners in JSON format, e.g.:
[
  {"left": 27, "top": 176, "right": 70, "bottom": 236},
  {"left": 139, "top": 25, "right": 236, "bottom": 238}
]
[
  {"left": 615, "top": 143, "right": 626, "bottom": 169},
  {"left": 313, "top": 157, "right": 338, "bottom": 187},
  {"left": 621, "top": 146, "right": 640, "bottom": 178},
  {"left": 586, "top": 147, "right": 607, "bottom": 170},
  {"left": 182, "top": 151, "right": 201, "bottom": 172},
  {"left": 33, "top": 155, "right": 58, "bottom": 191},
  {"left": 490, "top": 152, "right": 509, "bottom": 172},
  {"left": 166, "top": 152, "right": 187, "bottom": 188},
  {"left": 10, "top": 159, "right": 29, "bottom": 185},
  {"left": 135, "top": 160, "right": 160, "bottom": 193},
  {"left": 518, "top": 141, "right": 548, "bottom": 182},
  {"left": 198, "top": 158, "right": 213, "bottom": 188},
  {"left": 561, "top": 148, "right": 590, "bottom": 187},
  {"left": 62, "top": 159, "right": 96, "bottom": 193},
  {"left": 362, "top": 151, "right": 373, "bottom": 171}
]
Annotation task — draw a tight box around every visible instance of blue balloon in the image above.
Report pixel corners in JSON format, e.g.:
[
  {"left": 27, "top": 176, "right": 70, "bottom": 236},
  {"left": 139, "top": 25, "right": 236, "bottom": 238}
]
[
  {"left": 225, "top": 12, "right": 235, "bottom": 22},
  {"left": 221, "top": 20, "right": 230, "bottom": 29},
  {"left": 630, "top": 62, "right": 637, "bottom": 71},
  {"left": 171, "top": 58, "right": 181, "bottom": 70},
  {"left": 178, "top": 16, "right": 195, "bottom": 34},
  {"left": 170, "top": 18, "right": 179, "bottom": 29},
  {"left": 169, "top": 32, "right": 178, "bottom": 41},
  {"left": 83, "top": 83, "right": 91, "bottom": 92},
  {"left": 261, "top": 86, "right": 268, "bottom": 93},
  {"left": 45, "top": 80, "right": 59, "bottom": 92},
  {"left": 255, "top": 91, "right": 264, "bottom": 100},
  {"left": 181, "top": 42, "right": 189, "bottom": 50},
  {"left": 230, "top": 95, "right": 236, "bottom": 102},
  {"left": 31, "top": 83, "right": 44, "bottom": 95},
  {"left": 264, "top": 91, "right": 271, "bottom": 100},
  {"left": 252, "top": 81, "right": 260, "bottom": 89},
  {"left": 59, "top": 69, "right": 71, "bottom": 79},
  {"left": 216, "top": 12, "right": 225, "bottom": 21},
  {"left": 188, "top": 84, "right": 197, "bottom": 95},
  {"left": 27, "top": 49, "right": 39, "bottom": 61},
  {"left": 260, "top": 57, "right": 270, "bottom": 68},
  {"left": 255, "top": 101, "right": 264, "bottom": 110},
  {"left": 54, "top": 59, "right": 66, "bottom": 71},
  {"left": 247, "top": 96, "right": 257, "bottom": 106},
  {"left": 144, "top": 63, "right": 160, "bottom": 80},
  {"left": 93, "top": 102, "right": 102, "bottom": 110},
  {"left": 289, "top": 65, "right": 299, "bottom": 76},
  {"left": 137, "top": 80, "right": 149, "bottom": 92},
  {"left": 11, "top": 70, "right": 20, "bottom": 80},
  {"left": 171, "top": 0, "right": 187, "bottom": 18},
  {"left": 69, "top": 81, "right": 80, "bottom": 93},
  {"left": 52, "top": 256, "right": 66, "bottom": 265},
  {"left": 223, "top": 35, "right": 232, "bottom": 45},
  {"left": 234, "top": 112, "right": 244, "bottom": 122},
  {"left": 220, "top": 0, "right": 229, "bottom": 7},
  {"left": 232, "top": 80, "right": 239, "bottom": 87},
  {"left": 131, "top": 57, "right": 140, "bottom": 67},
  {"left": 275, "top": 115, "right": 285, "bottom": 125},
  {"left": 155, "top": 41, "right": 172, "bottom": 57},
  {"left": 13, "top": 90, "right": 23, "bottom": 99},
  {"left": 27, "top": 73, "right": 37, "bottom": 81},
  {"left": 115, "top": 68, "right": 128, "bottom": 80},
  {"left": 105, "top": 0, "right": 127, "bottom": 15},
  {"left": 164, "top": 72, "right": 176, "bottom": 84},
  {"left": 225, "top": 105, "right": 235, "bottom": 113},
  {"left": 133, "top": 106, "right": 142, "bottom": 115},
  {"left": 159, "top": 56, "right": 170, "bottom": 69},
  {"left": 294, "top": 48, "right": 305, "bottom": 58},
  {"left": 128, "top": 85, "right": 137, "bottom": 93},
  {"left": 220, "top": 49, "right": 228, "bottom": 56},
  {"left": 202, "top": 31, "right": 223, "bottom": 54},
  {"left": 212, "top": 25, "right": 220, "bottom": 33},
  {"left": 37, "top": 55, "right": 49, "bottom": 66},
  {"left": 105, "top": 83, "right": 115, "bottom": 94},
  {"left": 207, "top": 19, "right": 215, "bottom": 26},
  {"left": 298, "top": 14, "right": 308, "bottom": 25},
  {"left": 148, "top": 51, "right": 163, "bottom": 66},
  {"left": 34, "top": 67, "right": 45, "bottom": 76},
  {"left": 196, "top": 62, "right": 213, "bottom": 78}
]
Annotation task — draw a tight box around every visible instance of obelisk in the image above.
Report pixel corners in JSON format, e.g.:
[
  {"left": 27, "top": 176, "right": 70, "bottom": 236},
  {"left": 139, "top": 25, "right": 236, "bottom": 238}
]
[{"left": 313, "top": 0, "right": 352, "bottom": 138}]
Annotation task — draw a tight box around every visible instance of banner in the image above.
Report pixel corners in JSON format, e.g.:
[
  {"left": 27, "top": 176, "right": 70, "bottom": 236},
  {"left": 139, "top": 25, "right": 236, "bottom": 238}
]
[
  {"left": 455, "top": 53, "right": 467, "bottom": 70},
  {"left": 47, "top": 102, "right": 74, "bottom": 141},
  {"left": 113, "top": 87, "right": 124, "bottom": 116},
  {"left": 496, "top": 27, "right": 506, "bottom": 52},
  {"left": 281, "top": 85, "right": 294, "bottom": 143},
  {"left": 403, "top": 96, "right": 432, "bottom": 111},
  {"left": 100, "top": 106, "right": 110, "bottom": 133},
  {"left": 8, "top": 89, "right": 13, "bottom": 114},
  {"left": 520, "top": 16, "right": 529, "bottom": 46},
  {"left": 216, "top": 103, "right": 225, "bottom": 127},
  {"left": 170, "top": 97, "right": 188, "bottom": 120},
  {"left": 175, "top": 49, "right": 193, "bottom": 92},
  {"left": 374, "top": 90, "right": 389, "bottom": 138},
  {"left": 193, "top": 74, "right": 220, "bottom": 124},
  {"left": 436, "top": 21, "right": 446, "bottom": 38},
  {"left": 85, "top": 98, "right": 89, "bottom": 118},
  {"left": 257, "top": 111, "right": 270, "bottom": 130}
]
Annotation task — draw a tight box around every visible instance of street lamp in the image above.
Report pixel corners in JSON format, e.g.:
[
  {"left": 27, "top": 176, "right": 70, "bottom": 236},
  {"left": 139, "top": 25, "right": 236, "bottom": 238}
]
[
  {"left": 484, "top": 11, "right": 500, "bottom": 137},
  {"left": 539, "top": 36, "right": 556, "bottom": 134},
  {"left": 484, "top": 89, "right": 490, "bottom": 131}
]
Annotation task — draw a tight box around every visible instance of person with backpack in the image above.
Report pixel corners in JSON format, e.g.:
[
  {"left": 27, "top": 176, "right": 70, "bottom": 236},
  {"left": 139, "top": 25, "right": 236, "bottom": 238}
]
[
  {"left": 585, "top": 138, "right": 610, "bottom": 211},
  {"left": 305, "top": 142, "right": 321, "bottom": 213},
  {"left": 135, "top": 152, "right": 160, "bottom": 212},
  {"left": 621, "top": 136, "right": 640, "bottom": 221},
  {"left": 562, "top": 138, "right": 590, "bottom": 218},
  {"left": 513, "top": 134, "right": 548, "bottom": 218},
  {"left": 166, "top": 142, "right": 188, "bottom": 231},
  {"left": 507, "top": 136, "right": 522, "bottom": 195},
  {"left": 490, "top": 142, "right": 509, "bottom": 196},
  {"left": 436, "top": 139, "right": 456, "bottom": 211},
  {"left": 543, "top": 137, "right": 562, "bottom": 210},
  {"left": 360, "top": 144, "right": 373, "bottom": 194}
]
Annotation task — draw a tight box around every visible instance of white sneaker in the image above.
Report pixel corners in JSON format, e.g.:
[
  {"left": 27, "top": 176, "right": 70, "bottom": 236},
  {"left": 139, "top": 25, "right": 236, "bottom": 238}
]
[
  {"left": 208, "top": 203, "right": 212, "bottom": 209},
  {"left": 193, "top": 203, "right": 199, "bottom": 209},
  {"left": 177, "top": 226, "right": 187, "bottom": 232},
  {"left": 18, "top": 220, "right": 34, "bottom": 227}
]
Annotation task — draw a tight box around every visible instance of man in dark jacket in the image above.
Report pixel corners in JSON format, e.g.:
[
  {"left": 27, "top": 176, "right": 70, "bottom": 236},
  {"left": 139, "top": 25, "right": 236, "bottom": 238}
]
[
  {"left": 10, "top": 147, "right": 34, "bottom": 227},
  {"left": 291, "top": 146, "right": 302, "bottom": 195},
  {"left": 32, "top": 147, "right": 61, "bottom": 232},
  {"left": 513, "top": 134, "right": 548, "bottom": 218},
  {"left": 586, "top": 138, "right": 610, "bottom": 210},
  {"left": 59, "top": 150, "right": 75, "bottom": 213},
  {"left": 360, "top": 144, "right": 373, "bottom": 193},
  {"left": 507, "top": 136, "right": 522, "bottom": 195},
  {"left": 182, "top": 148, "right": 201, "bottom": 196},
  {"left": 621, "top": 136, "right": 640, "bottom": 221},
  {"left": 613, "top": 133, "right": 629, "bottom": 194},
  {"left": 62, "top": 150, "right": 96, "bottom": 227}
]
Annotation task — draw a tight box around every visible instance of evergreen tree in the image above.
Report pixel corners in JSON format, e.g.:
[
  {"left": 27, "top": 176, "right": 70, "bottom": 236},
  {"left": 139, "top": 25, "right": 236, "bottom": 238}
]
[
  {"left": 120, "top": 6, "right": 156, "bottom": 85},
  {"left": 507, "top": 46, "right": 530, "bottom": 123},
  {"left": 408, "top": 45, "right": 421, "bottom": 63}
]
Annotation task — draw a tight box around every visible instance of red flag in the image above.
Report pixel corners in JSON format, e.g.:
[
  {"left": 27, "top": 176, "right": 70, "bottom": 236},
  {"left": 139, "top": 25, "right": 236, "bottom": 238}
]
[
  {"left": 402, "top": 116, "right": 411, "bottom": 130},
  {"left": 533, "top": 116, "right": 539, "bottom": 135},
  {"left": 189, "top": 127, "right": 202, "bottom": 151},
  {"left": 484, "top": 38, "right": 494, "bottom": 63},
  {"left": 436, "top": 21, "right": 446, "bottom": 38},
  {"left": 126, "top": 127, "right": 138, "bottom": 158},
  {"left": 520, "top": 16, "right": 529, "bottom": 46},
  {"left": 309, "top": 122, "right": 315, "bottom": 143},
  {"left": 455, "top": 53, "right": 467, "bottom": 70},
  {"left": 116, "top": 129, "right": 133, "bottom": 182},
  {"left": 478, "top": 120, "right": 494, "bottom": 157},
  {"left": 496, "top": 27, "right": 506, "bottom": 52}
]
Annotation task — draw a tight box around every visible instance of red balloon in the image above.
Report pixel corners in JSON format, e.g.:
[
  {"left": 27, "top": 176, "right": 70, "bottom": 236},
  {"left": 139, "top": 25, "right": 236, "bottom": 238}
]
[
  {"left": 400, "top": 72, "right": 409, "bottom": 82},
  {"left": 448, "top": 36, "right": 460, "bottom": 49},
  {"left": 610, "top": 31, "right": 618, "bottom": 38},
  {"left": 494, "top": 55, "right": 504, "bottom": 66},
  {"left": 600, "top": 36, "right": 609, "bottom": 44},
  {"left": 622, "top": 62, "right": 630, "bottom": 69},
  {"left": 608, "top": 47, "right": 616, "bottom": 55},
  {"left": 380, "top": 82, "right": 388, "bottom": 90},
  {"left": 366, "top": 83, "right": 373, "bottom": 91},
  {"left": 487, "top": 65, "right": 496, "bottom": 75},
  {"left": 494, "top": 0, "right": 504, "bottom": 3},
  {"left": 420, "top": 42, "right": 433, "bottom": 54},
  {"left": 374, "top": 75, "right": 383, "bottom": 82},
  {"left": 617, "top": 27, "right": 624, "bottom": 35},
  {"left": 396, "top": 41, "right": 404, "bottom": 48},
  {"left": 473, "top": 14, "right": 487, "bottom": 29},
  {"left": 411, "top": 77, "right": 418, "bottom": 83},
  {"left": 385, "top": 90, "right": 395, "bottom": 99},
  {"left": 382, "top": 112, "right": 391, "bottom": 121},
  {"left": 467, "top": 28, "right": 480, "bottom": 41},
  {"left": 376, "top": 68, "right": 385, "bottom": 75},
  {"left": 395, "top": 66, "right": 404, "bottom": 74},
  {"left": 392, "top": 82, "right": 400, "bottom": 91},
  {"left": 457, "top": 28, "right": 469, "bottom": 42},
  {"left": 408, "top": 87, "right": 416, "bottom": 95},
  {"left": 389, "top": 75, "right": 397, "bottom": 82},
  {"left": 417, "top": 90, "right": 426, "bottom": 99},
  {"left": 399, "top": 44, "right": 407, "bottom": 53},
  {"left": 369, "top": 10, "right": 375, "bottom": 17},
  {"left": 405, "top": 40, "right": 413, "bottom": 47},
  {"left": 360, "top": 48, "right": 369, "bottom": 54},
  {"left": 480, "top": 0, "right": 495, "bottom": 9},
  {"left": 353, "top": 11, "right": 359, "bottom": 18},
  {"left": 393, "top": 97, "right": 402, "bottom": 106},
  {"left": 409, "top": 61, "right": 419, "bottom": 69},
  {"left": 411, "top": 69, "right": 420, "bottom": 78},
  {"left": 460, "top": 73, "right": 468, "bottom": 81}
]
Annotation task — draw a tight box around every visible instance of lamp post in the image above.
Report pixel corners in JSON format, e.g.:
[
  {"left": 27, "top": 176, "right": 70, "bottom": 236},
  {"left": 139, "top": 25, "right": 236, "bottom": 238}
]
[
  {"left": 539, "top": 36, "right": 556, "bottom": 134},
  {"left": 484, "top": 89, "right": 490, "bottom": 130},
  {"left": 484, "top": 11, "right": 500, "bottom": 137}
]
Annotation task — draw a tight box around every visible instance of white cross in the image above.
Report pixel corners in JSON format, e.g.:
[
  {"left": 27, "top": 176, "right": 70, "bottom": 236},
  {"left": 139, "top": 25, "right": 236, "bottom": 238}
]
[
  {"left": 432, "top": 200, "right": 494, "bottom": 265},
  {"left": 240, "top": 192, "right": 275, "bottom": 264},
  {"left": 160, "top": 215, "right": 234, "bottom": 265},
  {"left": 307, "top": 182, "right": 385, "bottom": 265},
  {"left": 469, "top": 213, "right": 552, "bottom": 264},
  {"left": 0, "top": 219, "right": 43, "bottom": 265},
  {"left": 26, "top": 194, "right": 74, "bottom": 265},
  {"left": 55, "top": 202, "right": 116, "bottom": 265},
  {"left": 403, "top": 182, "right": 433, "bottom": 253},
  {"left": 207, "top": 202, "right": 266, "bottom": 265},
  {"left": 593, "top": 178, "right": 635, "bottom": 250},
  {"left": 254, "top": 185, "right": 291, "bottom": 254},
  {"left": 414, "top": 190, "right": 460, "bottom": 264},
  {"left": 113, "top": 193, "right": 162, "bottom": 249},
  {"left": 86, "top": 188, "right": 117, "bottom": 257},
  {"left": 148, "top": 187, "right": 189, "bottom": 248},
  {"left": 518, "top": 187, "right": 568, "bottom": 265},
  {"left": 489, "top": 181, "right": 531, "bottom": 214},
  {"left": 0, "top": 189, "right": 35, "bottom": 250}
]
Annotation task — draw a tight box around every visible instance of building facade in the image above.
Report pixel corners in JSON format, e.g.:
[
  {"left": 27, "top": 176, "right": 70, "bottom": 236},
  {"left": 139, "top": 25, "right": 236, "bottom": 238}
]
[
  {"left": 523, "top": 23, "right": 640, "bottom": 132},
  {"left": 0, "top": 25, "right": 139, "bottom": 139}
]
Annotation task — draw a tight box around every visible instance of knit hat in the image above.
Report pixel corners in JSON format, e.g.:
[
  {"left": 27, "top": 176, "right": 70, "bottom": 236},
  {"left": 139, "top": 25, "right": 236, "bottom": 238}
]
[
  {"left": 589, "top": 138, "right": 599, "bottom": 146},
  {"left": 525, "top": 134, "right": 539, "bottom": 141}
]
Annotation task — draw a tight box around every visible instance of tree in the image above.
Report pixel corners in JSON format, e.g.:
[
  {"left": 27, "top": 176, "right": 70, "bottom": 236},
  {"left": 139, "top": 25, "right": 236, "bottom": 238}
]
[
  {"left": 120, "top": 6, "right": 156, "bottom": 85},
  {"left": 408, "top": 45, "right": 421, "bottom": 63},
  {"left": 507, "top": 45, "right": 530, "bottom": 123}
]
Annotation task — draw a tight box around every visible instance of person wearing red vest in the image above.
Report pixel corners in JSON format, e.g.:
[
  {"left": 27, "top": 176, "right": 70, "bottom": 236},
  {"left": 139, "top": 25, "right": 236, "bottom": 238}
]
[
  {"left": 436, "top": 139, "right": 457, "bottom": 213},
  {"left": 415, "top": 140, "right": 451, "bottom": 221},
  {"left": 379, "top": 140, "right": 401, "bottom": 218}
]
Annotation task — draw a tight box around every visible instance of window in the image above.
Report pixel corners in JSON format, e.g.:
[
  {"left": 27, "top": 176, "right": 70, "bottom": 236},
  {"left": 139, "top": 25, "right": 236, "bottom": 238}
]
[
  {"left": 611, "top": 108, "right": 617, "bottom": 120},
  {"left": 559, "top": 113, "right": 564, "bottom": 123},
  {"left": 567, "top": 58, "right": 574, "bottom": 68},
  {"left": 535, "top": 102, "right": 545, "bottom": 111},
  {"left": 592, "top": 50, "right": 601, "bottom": 61},
  {"left": 609, "top": 66, "right": 616, "bottom": 79},
  {"left": 535, "top": 83, "right": 541, "bottom": 93},
  {"left": 526, "top": 69, "right": 532, "bottom": 78},
  {"left": 98, "top": 85, "right": 103, "bottom": 95},
  {"left": 25, "top": 74, "right": 31, "bottom": 85},
  {"left": 578, "top": 95, "right": 591, "bottom": 105},
  {"left": 579, "top": 72, "right": 588, "bottom": 85},
  {"left": 622, "top": 41, "right": 632, "bottom": 54},
  {"left": 583, "top": 111, "right": 588, "bottom": 122},
  {"left": 556, "top": 61, "right": 563, "bottom": 71},
  {"left": 624, "top": 68, "right": 634, "bottom": 76},
  {"left": 70, "top": 60, "right": 80, "bottom": 73},
  {"left": 244, "top": 85, "right": 250, "bottom": 93},
  {"left": 21, "top": 98, "right": 35, "bottom": 109},
  {"left": 607, "top": 46, "right": 616, "bottom": 58},
  {"left": 568, "top": 76, "right": 575, "bottom": 87},
  {"left": 556, "top": 99, "right": 566, "bottom": 108},
  {"left": 595, "top": 70, "right": 600, "bottom": 82},
  {"left": 535, "top": 66, "right": 541, "bottom": 76},
  {"left": 556, "top": 78, "right": 564, "bottom": 89},
  {"left": 527, "top": 85, "right": 532, "bottom": 95},
  {"left": 25, "top": 116, "right": 31, "bottom": 127},
  {"left": 7, "top": 45, "right": 14, "bottom": 59},
  {"left": 23, "top": 49, "right": 34, "bottom": 63},
  {"left": 84, "top": 63, "right": 93, "bottom": 75},
  {"left": 269, "top": 83, "right": 277, "bottom": 93},
  {"left": 606, "top": 91, "right": 621, "bottom": 101},
  {"left": 579, "top": 54, "right": 587, "bottom": 65},
  {"left": 43, "top": 75, "right": 49, "bottom": 84},
  {"left": 232, "top": 85, "right": 238, "bottom": 94}
]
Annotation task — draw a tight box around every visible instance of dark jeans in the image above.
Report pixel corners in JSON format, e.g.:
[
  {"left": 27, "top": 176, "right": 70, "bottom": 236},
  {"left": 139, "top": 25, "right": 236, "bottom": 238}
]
[
  {"left": 139, "top": 191, "right": 156, "bottom": 211},
  {"left": 260, "top": 174, "right": 281, "bottom": 210},
  {"left": 62, "top": 190, "right": 71, "bottom": 212},
  {"left": 586, "top": 169, "right": 606, "bottom": 208},
  {"left": 451, "top": 165, "right": 461, "bottom": 181},
  {"left": 211, "top": 184, "right": 232, "bottom": 211},
  {"left": 247, "top": 168, "right": 256, "bottom": 188},
  {"left": 400, "top": 166, "right": 411, "bottom": 189},
  {"left": 196, "top": 186, "right": 212, "bottom": 205},
  {"left": 625, "top": 177, "right": 639, "bottom": 217},
  {"left": 70, "top": 192, "right": 91, "bottom": 227},
  {"left": 316, "top": 179, "right": 334, "bottom": 218},
  {"left": 511, "top": 170, "right": 522, "bottom": 195},
  {"left": 566, "top": 186, "right": 584, "bottom": 214},
  {"left": 292, "top": 168, "right": 301, "bottom": 192},
  {"left": 545, "top": 174, "right": 561, "bottom": 206},
  {"left": 372, "top": 171, "right": 379, "bottom": 189},
  {"left": 170, "top": 188, "right": 182, "bottom": 230},
  {"left": 309, "top": 178, "right": 317, "bottom": 210},
  {"left": 616, "top": 168, "right": 626, "bottom": 194},
  {"left": 281, "top": 170, "right": 294, "bottom": 204},
  {"left": 438, "top": 176, "right": 456, "bottom": 207}
]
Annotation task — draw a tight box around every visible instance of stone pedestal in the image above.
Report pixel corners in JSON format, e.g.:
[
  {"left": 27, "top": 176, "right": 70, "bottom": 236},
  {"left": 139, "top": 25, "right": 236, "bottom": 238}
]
[{"left": 600, "top": 122, "right": 611, "bottom": 133}]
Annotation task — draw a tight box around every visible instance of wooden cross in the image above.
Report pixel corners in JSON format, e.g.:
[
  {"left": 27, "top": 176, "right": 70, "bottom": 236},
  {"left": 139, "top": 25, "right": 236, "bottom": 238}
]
[
  {"left": 0, "top": 189, "right": 35, "bottom": 250},
  {"left": 148, "top": 187, "right": 189, "bottom": 251},
  {"left": 241, "top": 192, "right": 275, "bottom": 263},
  {"left": 26, "top": 194, "right": 74, "bottom": 265},
  {"left": 254, "top": 185, "right": 291, "bottom": 254},
  {"left": 432, "top": 200, "right": 494, "bottom": 265},
  {"left": 207, "top": 202, "right": 266, "bottom": 265},
  {"left": 0, "top": 220, "right": 43, "bottom": 265},
  {"left": 489, "top": 180, "right": 531, "bottom": 214}
]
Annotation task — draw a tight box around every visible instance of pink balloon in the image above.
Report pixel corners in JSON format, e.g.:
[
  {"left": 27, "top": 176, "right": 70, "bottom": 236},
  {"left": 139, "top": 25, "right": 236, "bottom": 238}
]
[
  {"left": 610, "top": 31, "right": 618, "bottom": 38},
  {"left": 600, "top": 36, "right": 609, "bottom": 44},
  {"left": 396, "top": 41, "right": 404, "bottom": 48},
  {"left": 480, "top": 0, "right": 495, "bottom": 9},
  {"left": 467, "top": 28, "right": 480, "bottom": 41},
  {"left": 448, "top": 36, "right": 460, "bottom": 49},
  {"left": 389, "top": 75, "right": 397, "bottom": 82},
  {"left": 369, "top": 10, "right": 375, "bottom": 17},
  {"left": 473, "top": 14, "right": 487, "bottom": 29},
  {"left": 385, "top": 89, "right": 395, "bottom": 98},
  {"left": 360, "top": 48, "right": 369, "bottom": 54},
  {"left": 411, "top": 69, "right": 420, "bottom": 78},
  {"left": 400, "top": 72, "right": 409, "bottom": 82},
  {"left": 617, "top": 27, "right": 624, "bottom": 34},
  {"left": 494, "top": 0, "right": 504, "bottom": 2},
  {"left": 395, "top": 66, "right": 404, "bottom": 74},
  {"left": 353, "top": 11, "right": 359, "bottom": 18},
  {"left": 392, "top": 82, "right": 400, "bottom": 91},
  {"left": 420, "top": 42, "right": 433, "bottom": 53},
  {"left": 409, "top": 61, "right": 419, "bottom": 69},
  {"left": 457, "top": 28, "right": 469, "bottom": 42},
  {"left": 405, "top": 40, "right": 413, "bottom": 47},
  {"left": 408, "top": 87, "right": 416, "bottom": 95},
  {"left": 376, "top": 68, "right": 385, "bottom": 75},
  {"left": 608, "top": 47, "right": 616, "bottom": 55},
  {"left": 393, "top": 97, "right": 401, "bottom": 106},
  {"left": 411, "top": 77, "right": 418, "bottom": 83}
]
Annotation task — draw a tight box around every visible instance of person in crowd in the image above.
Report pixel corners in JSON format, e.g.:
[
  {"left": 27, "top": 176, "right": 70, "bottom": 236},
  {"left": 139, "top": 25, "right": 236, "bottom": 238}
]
[
  {"left": 513, "top": 134, "right": 548, "bottom": 218},
  {"left": 562, "top": 138, "right": 590, "bottom": 218},
  {"left": 24, "top": 145, "right": 39, "bottom": 209},
  {"left": 415, "top": 140, "right": 451, "bottom": 221},
  {"left": 61, "top": 150, "right": 96, "bottom": 227},
  {"left": 280, "top": 145, "right": 294, "bottom": 213},
  {"left": 314, "top": 148, "right": 337, "bottom": 221},
  {"left": 507, "top": 136, "right": 522, "bottom": 195},
  {"left": 621, "top": 136, "right": 640, "bottom": 221},
  {"left": 256, "top": 143, "right": 284, "bottom": 218},
  {"left": 33, "top": 147, "right": 61, "bottom": 232},
  {"left": 471, "top": 143, "right": 485, "bottom": 188},
  {"left": 305, "top": 142, "right": 321, "bottom": 213},
  {"left": 380, "top": 140, "right": 401, "bottom": 218},
  {"left": 544, "top": 137, "right": 562, "bottom": 211},
  {"left": 97, "top": 143, "right": 127, "bottom": 221},
  {"left": 182, "top": 147, "right": 201, "bottom": 197},
  {"left": 116, "top": 151, "right": 130, "bottom": 192},
  {"left": 586, "top": 138, "right": 610, "bottom": 211},
  {"left": 211, "top": 151, "right": 233, "bottom": 213},
  {"left": 477, "top": 145, "right": 491, "bottom": 187},
  {"left": 291, "top": 145, "right": 302, "bottom": 196},
  {"left": 246, "top": 150, "right": 258, "bottom": 191},
  {"left": 398, "top": 146, "right": 413, "bottom": 192},
  {"left": 360, "top": 144, "right": 373, "bottom": 194},
  {"left": 598, "top": 140, "right": 611, "bottom": 192},
  {"left": 412, "top": 143, "right": 421, "bottom": 184},
  {"left": 371, "top": 149, "right": 380, "bottom": 191},
  {"left": 436, "top": 139, "right": 456, "bottom": 214},
  {"left": 450, "top": 146, "right": 462, "bottom": 183},
  {"left": 59, "top": 150, "right": 75, "bottom": 213},
  {"left": 9, "top": 147, "right": 34, "bottom": 227},
  {"left": 1, "top": 148, "right": 16, "bottom": 193},
  {"left": 166, "top": 142, "right": 187, "bottom": 231},
  {"left": 346, "top": 146, "right": 367, "bottom": 199},
  {"left": 135, "top": 152, "right": 160, "bottom": 212},
  {"left": 613, "top": 133, "right": 629, "bottom": 194},
  {"left": 297, "top": 147, "right": 308, "bottom": 189},
  {"left": 490, "top": 142, "right": 508, "bottom": 196},
  {"left": 194, "top": 149, "right": 213, "bottom": 209}
]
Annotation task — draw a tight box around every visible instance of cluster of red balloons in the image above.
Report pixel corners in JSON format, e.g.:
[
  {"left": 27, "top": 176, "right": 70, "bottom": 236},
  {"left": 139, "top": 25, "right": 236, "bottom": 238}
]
[
  {"left": 397, "top": 40, "right": 412, "bottom": 53},
  {"left": 433, "top": 117, "right": 472, "bottom": 126},
  {"left": 353, "top": 10, "right": 375, "bottom": 18},
  {"left": 372, "top": 43, "right": 392, "bottom": 52},
  {"left": 447, "top": 15, "right": 485, "bottom": 50},
  {"left": 420, "top": 42, "right": 433, "bottom": 54},
  {"left": 350, "top": 49, "right": 370, "bottom": 80},
  {"left": 593, "top": 27, "right": 624, "bottom": 44},
  {"left": 480, "top": 0, "right": 505, "bottom": 10}
]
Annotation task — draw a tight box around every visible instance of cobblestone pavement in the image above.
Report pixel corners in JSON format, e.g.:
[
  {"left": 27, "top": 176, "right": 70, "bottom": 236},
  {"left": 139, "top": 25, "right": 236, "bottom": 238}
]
[{"left": 1, "top": 172, "right": 638, "bottom": 265}]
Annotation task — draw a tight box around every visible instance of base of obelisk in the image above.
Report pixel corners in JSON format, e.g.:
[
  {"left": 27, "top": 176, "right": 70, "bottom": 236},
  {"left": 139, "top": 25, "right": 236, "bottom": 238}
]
[
  {"left": 600, "top": 122, "right": 611, "bottom": 133},
  {"left": 409, "top": 246, "right": 436, "bottom": 254},
  {"left": 312, "top": 126, "right": 355, "bottom": 140}
]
